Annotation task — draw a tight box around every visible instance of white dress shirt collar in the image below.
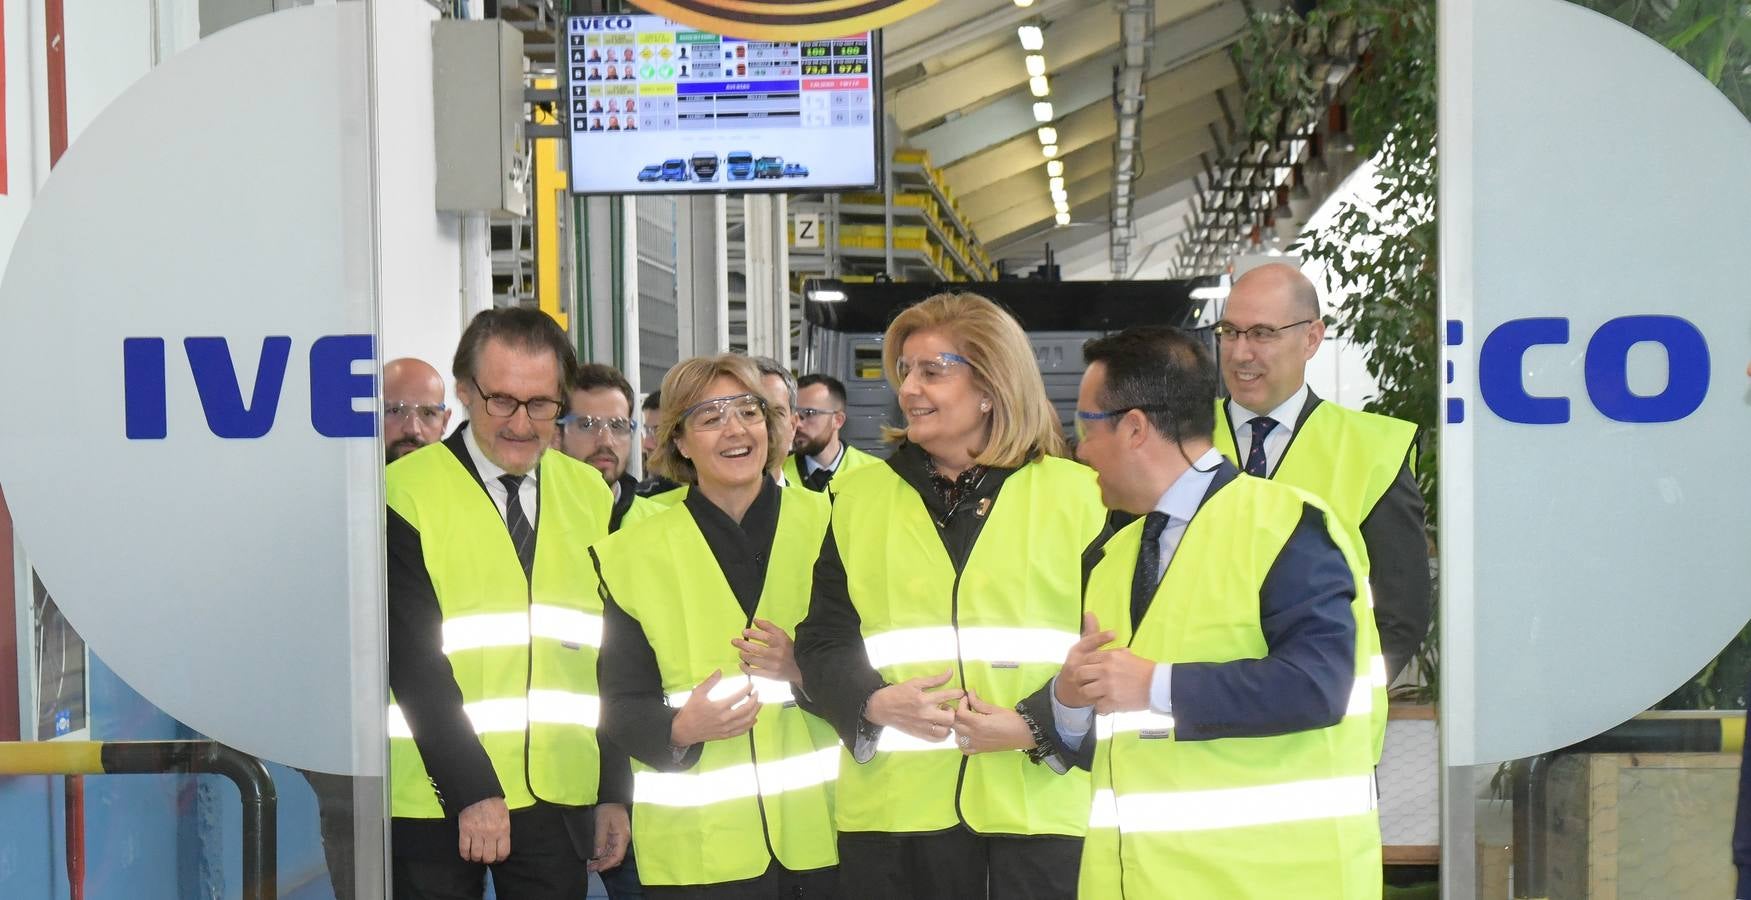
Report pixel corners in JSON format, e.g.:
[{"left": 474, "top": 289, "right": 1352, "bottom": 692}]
[
  {"left": 1150, "top": 448, "right": 1225, "bottom": 526},
  {"left": 1228, "top": 382, "right": 1311, "bottom": 437}
]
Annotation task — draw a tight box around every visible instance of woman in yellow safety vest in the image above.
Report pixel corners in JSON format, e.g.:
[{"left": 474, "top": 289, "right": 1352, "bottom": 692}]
[
  {"left": 593, "top": 353, "right": 840, "bottom": 898},
  {"left": 794, "top": 293, "right": 1107, "bottom": 899}
]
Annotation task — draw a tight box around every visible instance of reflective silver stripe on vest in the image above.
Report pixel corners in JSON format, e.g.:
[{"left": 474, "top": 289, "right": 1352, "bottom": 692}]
[
  {"left": 664, "top": 676, "right": 794, "bottom": 709},
  {"left": 1087, "top": 774, "right": 1377, "bottom": 833},
  {"left": 387, "top": 691, "right": 600, "bottom": 738},
  {"left": 1094, "top": 710, "right": 1177, "bottom": 740},
  {"left": 862, "top": 626, "right": 1079, "bottom": 670},
  {"left": 633, "top": 746, "right": 840, "bottom": 808},
  {"left": 875, "top": 726, "right": 957, "bottom": 753},
  {"left": 439, "top": 606, "right": 604, "bottom": 654}
]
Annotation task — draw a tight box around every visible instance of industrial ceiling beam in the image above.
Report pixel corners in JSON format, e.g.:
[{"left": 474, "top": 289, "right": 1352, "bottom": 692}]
[{"left": 906, "top": 0, "right": 1246, "bottom": 167}]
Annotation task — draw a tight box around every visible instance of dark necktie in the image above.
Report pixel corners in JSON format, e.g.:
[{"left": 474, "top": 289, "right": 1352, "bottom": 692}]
[
  {"left": 1244, "top": 416, "right": 1279, "bottom": 477},
  {"left": 803, "top": 465, "right": 834, "bottom": 493},
  {"left": 1131, "top": 512, "right": 1171, "bottom": 630},
  {"left": 499, "top": 474, "right": 536, "bottom": 578}
]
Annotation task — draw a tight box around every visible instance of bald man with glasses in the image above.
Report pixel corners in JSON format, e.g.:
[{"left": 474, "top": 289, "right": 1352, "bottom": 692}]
[{"left": 1211, "top": 262, "right": 1429, "bottom": 684}]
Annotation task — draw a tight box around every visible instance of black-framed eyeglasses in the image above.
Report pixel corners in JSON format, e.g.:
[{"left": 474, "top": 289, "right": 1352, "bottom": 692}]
[
  {"left": 1211, "top": 320, "right": 1315, "bottom": 344},
  {"left": 469, "top": 378, "right": 564, "bottom": 421},
  {"left": 384, "top": 402, "right": 447, "bottom": 426},
  {"left": 557, "top": 415, "right": 637, "bottom": 438},
  {"left": 679, "top": 393, "right": 767, "bottom": 432},
  {"left": 1074, "top": 405, "right": 1171, "bottom": 441},
  {"left": 795, "top": 407, "right": 841, "bottom": 422}
]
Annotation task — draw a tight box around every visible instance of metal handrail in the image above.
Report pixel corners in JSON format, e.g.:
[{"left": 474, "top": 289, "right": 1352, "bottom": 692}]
[
  {"left": 1510, "top": 712, "right": 1745, "bottom": 899},
  {"left": 0, "top": 739, "right": 277, "bottom": 900}
]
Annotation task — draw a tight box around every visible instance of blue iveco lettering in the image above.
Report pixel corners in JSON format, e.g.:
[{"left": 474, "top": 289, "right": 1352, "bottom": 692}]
[
  {"left": 123, "top": 335, "right": 376, "bottom": 439},
  {"left": 1469, "top": 315, "right": 1710, "bottom": 425},
  {"left": 574, "top": 16, "right": 635, "bottom": 31}
]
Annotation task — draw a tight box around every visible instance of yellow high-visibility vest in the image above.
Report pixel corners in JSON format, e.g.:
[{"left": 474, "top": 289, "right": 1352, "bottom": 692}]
[
  {"left": 830, "top": 456, "right": 1104, "bottom": 836},
  {"left": 591, "top": 489, "right": 839, "bottom": 886},
  {"left": 386, "top": 444, "right": 612, "bottom": 817},
  {"left": 782, "top": 443, "right": 882, "bottom": 494},
  {"left": 1078, "top": 475, "right": 1383, "bottom": 900}
]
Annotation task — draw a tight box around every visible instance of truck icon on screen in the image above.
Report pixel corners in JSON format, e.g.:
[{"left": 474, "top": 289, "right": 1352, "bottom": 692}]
[
  {"left": 660, "top": 159, "right": 689, "bottom": 182},
  {"left": 726, "top": 151, "right": 755, "bottom": 181},
  {"left": 755, "top": 156, "right": 784, "bottom": 180},
  {"left": 690, "top": 153, "right": 720, "bottom": 182}
]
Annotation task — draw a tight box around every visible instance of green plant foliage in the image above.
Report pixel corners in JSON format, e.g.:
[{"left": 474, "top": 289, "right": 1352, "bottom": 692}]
[
  {"left": 1573, "top": 0, "right": 1751, "bottom": 118},
  {"left": 1235, "top": 1, "right": 1439, "bottom": 525}
]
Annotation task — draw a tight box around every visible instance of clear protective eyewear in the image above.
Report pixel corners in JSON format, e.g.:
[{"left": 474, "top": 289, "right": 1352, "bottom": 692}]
[
  {"left": 795, "top": 406, "right": 840, "bottom": 422},
  {"left": 557, "top": 415, "right": 637, "bottom": 439},
  {"left": 1074, "top": 405, "right": 1170, "bottom": 442},
  {"left": 894, "top": 352, "right": 973, "bottom": 384},
  {"left": 679, "top": 393, "right": 767, "bottom": 432},
  {"left": 384, "top": 402, "right": 447, "bottom": 426},
  {"left": 1211, "top": 320, "right": 1314, "bottom": 344}
]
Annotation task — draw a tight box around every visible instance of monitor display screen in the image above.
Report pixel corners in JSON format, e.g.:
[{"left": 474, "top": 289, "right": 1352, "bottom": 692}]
[{"left": 564, "top": 14, "right": 881, "bottom": 195}]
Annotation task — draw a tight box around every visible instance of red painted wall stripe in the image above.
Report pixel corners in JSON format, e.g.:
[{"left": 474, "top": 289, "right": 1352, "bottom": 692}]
[{"left": 45, "top": 0, "right": 66, "bottom": 166}]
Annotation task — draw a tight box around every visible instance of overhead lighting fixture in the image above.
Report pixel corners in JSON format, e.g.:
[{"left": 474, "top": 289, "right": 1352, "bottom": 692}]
[
  {"left": 1054, "top": 199, "right": 1069, "bottom": 213},
  {"left": 1025, "top": 54, "right": 1046, "bottom": 77},
  {"left": 1018, "top": 25, "right": 1044, "bottom": 51},
  {"left": 1036, "top": 126, "right": 1057, "bottom": 145},
  {"left": 1041, "top": 144, "right": 1058, "bottom": 158},
  {"left": 1014, "top": 0, "right": 1036, "bottom": 7},
  {"left": 1046, "top": 160, "right": 1063, "bottom": 177},
  {"left": 1029, "top": 76, "right": 1050, "bottom": 97},
  {"left": 1050, "top": 188, "right": 1068, "bottom": 203},
  {"left": 1032, "top": 102, "right": 1054, "bottom": 122},
  {"left": 1048, "top": 176, "right": 1064, "bottom": 191},
  {"left": 1189, "top": 285, "right": 1230, "bottom": 301},
  {"left": 1055, "top": 212, "right": 1071, "bottom": 226}
]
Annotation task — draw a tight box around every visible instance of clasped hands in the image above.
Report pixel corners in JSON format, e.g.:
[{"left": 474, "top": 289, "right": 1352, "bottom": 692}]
[
  {"left": 671, "top": 619, "right": 802, "bottom": 748},
  {"left": 1053, "top": 612, "right": 1154, "bottom": 714}
]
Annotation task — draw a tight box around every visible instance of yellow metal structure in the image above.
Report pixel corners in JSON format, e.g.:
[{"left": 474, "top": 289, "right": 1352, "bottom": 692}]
[{"left": 533, "top": 77, "right": 568, "bottom": 331}]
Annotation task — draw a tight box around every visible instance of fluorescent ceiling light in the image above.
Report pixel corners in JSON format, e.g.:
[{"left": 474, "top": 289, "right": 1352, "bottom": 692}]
[
  {"left": 810, "top": 289, "right": 848, "bottom": 303},
  {"left": 1025, "top": 54, "right": 1046, "bottom": 77},
  {"left": 1055, "top": 212, "right": 1071, "bottom": 226},
  {"left": 1036, "top": 126, "right": 1057, "bottom": 145},
  {"left": 1018, "top": 25, "right": 1044, "bottom": 51},
  {"left": 1046, "top": 160, "right": 1063, "bottom": 177},
  {"left": 1041, "top": 144, "right": 1058, "bottom": 158},
  {"left": 1014, "top": 0, "right": 1036, "bottom": 7},
  {"left": 1050, "top": 188, "right": 1068, "bottom": 202},
  {"left": 1032, "top": 102, "right": 1054, "bottom": 122},
  {"left": 1054, "top": 199, "right": 1070, "bottom": 213},
  {"left": 1048, "top": 176, "right": 1064, "bottom": 191},
  {"left": 1029, "top": 76, "right": 1050, "bottom": 97}
]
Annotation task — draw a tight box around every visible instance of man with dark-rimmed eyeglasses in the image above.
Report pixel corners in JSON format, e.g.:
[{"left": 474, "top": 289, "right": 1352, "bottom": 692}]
[
  {"left": 1211, "top": 262, "right": 1429, "bottom": 685},
  {"left": 385, "top": 308, "right": 632, "bottom": 900}
]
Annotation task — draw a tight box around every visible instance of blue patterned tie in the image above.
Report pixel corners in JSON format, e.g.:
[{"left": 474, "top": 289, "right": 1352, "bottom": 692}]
[
  {"left": 1244, "top": 416, "right": 1279, "bottom": 477},
  {"left": 499, "top": 474, "right": 536, "bottom": 578},
  {"left": 1131, "top": 512, "right": 1171, "bottom": 630}
]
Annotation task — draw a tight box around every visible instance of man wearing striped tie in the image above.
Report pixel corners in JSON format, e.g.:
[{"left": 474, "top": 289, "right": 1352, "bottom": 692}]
[
  {"left": 386, "top": 308, "right": 631, "bottom": 899},
  {"left": 1054, "top": 326, "right": 1383, "bottom": 899},
  {"left": 1211, "top": 262, "right": 1429, "bottom": 682}
]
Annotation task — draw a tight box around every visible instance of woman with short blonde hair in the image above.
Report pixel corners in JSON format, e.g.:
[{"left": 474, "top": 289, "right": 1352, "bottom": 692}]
[
  {"left": 795, "top": 293, "right": 1107, "bottom": 899},
  {"left": 595, "top": 353, "right": 842, "bottom": 897}
]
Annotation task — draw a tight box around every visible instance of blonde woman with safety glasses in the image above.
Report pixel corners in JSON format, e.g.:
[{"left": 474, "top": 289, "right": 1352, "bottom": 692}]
[
  {"left": 593, "top": 354, "right": 840, "bottom": 898},
  {"left": 794, "top": 293, "right": 1107, "bottom": 899}
]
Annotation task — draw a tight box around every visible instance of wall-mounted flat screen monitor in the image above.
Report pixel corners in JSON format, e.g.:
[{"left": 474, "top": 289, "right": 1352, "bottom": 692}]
[{"left": 564, "top": 14, "right": 882, "bottom": 195}]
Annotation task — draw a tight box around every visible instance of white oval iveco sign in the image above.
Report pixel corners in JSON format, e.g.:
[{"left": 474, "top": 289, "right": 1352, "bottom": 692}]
[
  {"left": 1441, "top": 0, "right": 1751, "bottom": 765},
  {"left": 0, "top": 5, "right": 384, "bottom": 776}
]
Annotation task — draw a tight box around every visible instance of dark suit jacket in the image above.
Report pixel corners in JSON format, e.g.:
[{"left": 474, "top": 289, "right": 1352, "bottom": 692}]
[{"left": 1279, "top": 392, "right": 1431, "bottom": 680}]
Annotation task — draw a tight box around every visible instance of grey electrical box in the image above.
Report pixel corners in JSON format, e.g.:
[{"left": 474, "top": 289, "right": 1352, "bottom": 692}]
[{"left": 433, "top": 20, "right": 527, "bottom": 217}]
